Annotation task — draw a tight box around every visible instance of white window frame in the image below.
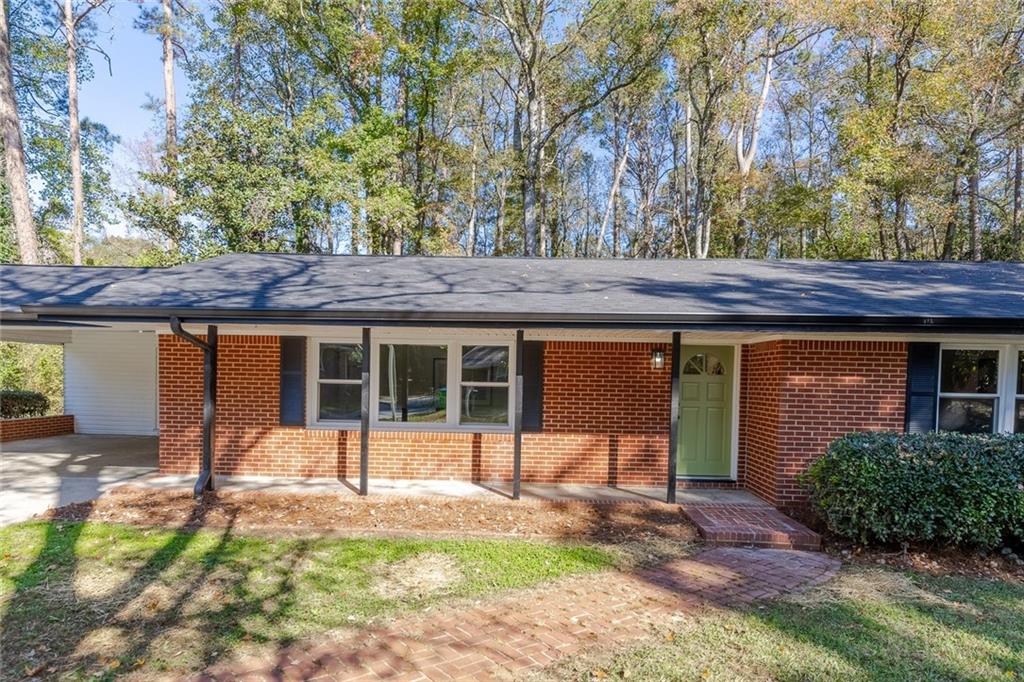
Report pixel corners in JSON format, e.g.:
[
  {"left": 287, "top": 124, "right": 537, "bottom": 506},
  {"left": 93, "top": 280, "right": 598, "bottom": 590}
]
[
  {"left": 1015, "top": 348, "right": 1024, "bottom": 434},
  {"left": 307, "top": 331, "right": 516, "bottom": 432},
  {"left": 457, "top": 345, "right": 512, "bottom": 428},
  {"left": 369, "top": 330, "right": 516, "bottom": 432},
  {"left": 936, "top": 343, "right": 1022, "bottom": 434},
  {"left": 307, "top": 334, "right": 363, "bottom": 429}
]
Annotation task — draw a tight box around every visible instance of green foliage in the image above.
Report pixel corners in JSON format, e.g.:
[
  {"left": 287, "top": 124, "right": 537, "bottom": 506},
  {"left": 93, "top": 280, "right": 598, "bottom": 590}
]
[
  {"left": 0, "top": 343, "right": 63, "bottom": 414},
  {"left": 804, "top": 432, "right": 1024, "bottom": 549},
  {"left": 0, "top": 389, "right": 50, "bottom": 419}
]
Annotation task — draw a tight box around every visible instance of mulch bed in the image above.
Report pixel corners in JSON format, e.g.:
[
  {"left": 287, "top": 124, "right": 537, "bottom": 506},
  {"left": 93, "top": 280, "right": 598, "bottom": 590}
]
[
  {"left": 823, "top": 539, "right": 1024, "bottom": 582},
  {"left": 43, "top": 486, "right": 701, "bottom": 545}
]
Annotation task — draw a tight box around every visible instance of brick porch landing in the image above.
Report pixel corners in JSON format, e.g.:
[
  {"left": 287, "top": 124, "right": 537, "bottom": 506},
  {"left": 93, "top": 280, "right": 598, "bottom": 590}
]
[{"left": 681, "top": 498, "right": 822, "bottom": 550}]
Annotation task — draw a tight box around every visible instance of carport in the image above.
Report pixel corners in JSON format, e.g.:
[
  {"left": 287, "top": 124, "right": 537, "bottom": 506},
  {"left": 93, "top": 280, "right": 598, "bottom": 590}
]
[{"left": 0, "top": 434, "right": 158, "bottom": 525}]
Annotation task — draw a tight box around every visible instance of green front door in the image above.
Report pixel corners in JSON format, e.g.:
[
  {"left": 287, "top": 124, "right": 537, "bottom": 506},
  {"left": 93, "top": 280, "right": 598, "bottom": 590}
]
[{"left": 677, "top": 345, "right": 734, "bottom": 478}]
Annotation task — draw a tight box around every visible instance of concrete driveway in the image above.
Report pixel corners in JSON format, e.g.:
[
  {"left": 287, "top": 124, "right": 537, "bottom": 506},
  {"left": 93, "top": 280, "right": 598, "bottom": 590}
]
[{"left": 0, "top": 434, "right": 158, "bottom": 526}]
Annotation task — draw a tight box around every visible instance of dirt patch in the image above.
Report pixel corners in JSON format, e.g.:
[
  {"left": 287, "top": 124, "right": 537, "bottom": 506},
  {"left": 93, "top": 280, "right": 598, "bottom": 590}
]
[
  {"left": 43, "top": 487, "right": 700, "bottom": 545},
  {"left": 372, "top": 552, "right": 461, "bottom": 600},
  {"left": 784, "top": 568, "right": 983, "bottom": 617}
]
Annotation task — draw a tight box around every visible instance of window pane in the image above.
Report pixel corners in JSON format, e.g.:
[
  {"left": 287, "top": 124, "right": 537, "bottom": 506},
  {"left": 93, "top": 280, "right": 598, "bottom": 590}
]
[
  {"left": 320, "top": 343, "right": 362, "bottom": 381},
  {"left": 1017, "top": 399, "right": 1024, "bottom": 434},
  {"left": 460, "top": 386, "right": 509, "bottom": 424},
  {"left": 378, "top": 344, "right": 447, "bottom": 423},
  {"left": 1018, "top": 351, "right": 1024, "bottom": 395},
  {"left": 940, "top": 350, "right": 999, "bottom": 394},
  {"left": 938, "top": 397, "right": 995, "bottom": 434},
  {"left": 462, "top": 345, "right": 509, "bottom": 383},
  {"left": 706, "top": 354, "right": 726, "bottom": 375},
  {"left": 683, "top": 354, "right": 704, "bottom": 375},
  {"left": 319, "top": 383, "right": 361, "bottom": 421}
]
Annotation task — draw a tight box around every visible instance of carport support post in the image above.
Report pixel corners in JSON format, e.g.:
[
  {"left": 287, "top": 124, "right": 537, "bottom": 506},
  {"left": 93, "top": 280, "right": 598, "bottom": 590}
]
[
  {"left": 169, "top": 317, "right": 217, "bottom": 498},
  {"left": 359, "top": 327, "right": 370, "bottom": 496},
  {"left": 201, "top": 325, "right": 217, "bottom": 496},
  {"left": 513, "top": 329, "right": 524, "bottom": 500},
  {"left": 666, "top": 331, "right": 680, "bottom": 504}
]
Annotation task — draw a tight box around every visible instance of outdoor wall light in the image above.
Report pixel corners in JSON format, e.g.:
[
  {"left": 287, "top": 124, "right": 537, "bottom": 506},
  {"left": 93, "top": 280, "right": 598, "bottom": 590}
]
[{"left": 650, "top": 349, "right": 665, "bottom": 370}]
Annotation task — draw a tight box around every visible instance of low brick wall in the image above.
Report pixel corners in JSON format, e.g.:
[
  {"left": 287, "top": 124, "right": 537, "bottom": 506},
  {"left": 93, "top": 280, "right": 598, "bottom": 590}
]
[{"left": 0, "top": 414, "right": 75, "bottom": 443}]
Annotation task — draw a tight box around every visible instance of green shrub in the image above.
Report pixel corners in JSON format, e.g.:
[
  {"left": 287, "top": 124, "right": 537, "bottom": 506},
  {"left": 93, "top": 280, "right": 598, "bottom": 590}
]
[
  {"left": 0, "top": 389, "right": 50, "bottom": 419},
  {"left": 804, "top": 432, "right": 1024, "bottom": 549}
]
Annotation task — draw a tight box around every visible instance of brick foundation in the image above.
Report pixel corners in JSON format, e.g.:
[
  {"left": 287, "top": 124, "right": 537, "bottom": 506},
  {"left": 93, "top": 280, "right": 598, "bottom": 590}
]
[
  {"left": 158, "top": 335, "right": 670, "bottom": 485},
  {"left": 0, "top": 414, "right": 75, "bottom": 443}
]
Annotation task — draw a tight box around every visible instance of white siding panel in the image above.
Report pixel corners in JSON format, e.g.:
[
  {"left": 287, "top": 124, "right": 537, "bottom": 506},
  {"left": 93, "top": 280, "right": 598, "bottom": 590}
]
[{"left": 65, "top": 330, "right": 158, "bottom": 435}]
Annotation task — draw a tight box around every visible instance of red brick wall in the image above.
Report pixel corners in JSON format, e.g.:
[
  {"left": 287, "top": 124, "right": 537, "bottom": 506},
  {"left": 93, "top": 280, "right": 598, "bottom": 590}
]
[
  {"left": 158, "top": 334, "right": 907, "bottom": 502},
  {"left": 738, "top": 342, "right": 783, "bottom": 503},
  {"left": 0, "top": 414, "right": 75, "bottom": 442},
  {"left": 157, "top": 335, "right": 671, "bottom": 485},
  {"left": 739, "top": 340, "right": 907, "bottom": 510}
]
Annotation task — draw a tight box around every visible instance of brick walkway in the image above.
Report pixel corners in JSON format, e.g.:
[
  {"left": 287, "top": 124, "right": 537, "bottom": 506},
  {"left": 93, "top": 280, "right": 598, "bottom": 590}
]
[{"left": 195, "top": 548, "right": 839, "bottom": 681}]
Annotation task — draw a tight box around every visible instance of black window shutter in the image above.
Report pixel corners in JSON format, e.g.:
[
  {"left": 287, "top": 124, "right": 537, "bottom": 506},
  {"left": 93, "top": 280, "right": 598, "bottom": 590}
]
[
  {"left": 522, "top": 341, "right": 544, "bottom": 432},
  {"left": 280, "top": 336, "right": 306, "bottom": 426},
  {"left": 905, "top": 342, "right": 940, "bottom": 433}
]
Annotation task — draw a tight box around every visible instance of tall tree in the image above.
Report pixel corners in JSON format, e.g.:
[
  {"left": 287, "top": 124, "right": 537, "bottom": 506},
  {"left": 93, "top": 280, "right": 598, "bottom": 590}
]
[
  {"left": 56, "top": 0, "right": 110, "bottom": 265},
  {"left": 474, "top": 0, "right": 669, "bottom": 255},
  {"left": 0, "top": 0, "right": 38, "bottom": 263}
]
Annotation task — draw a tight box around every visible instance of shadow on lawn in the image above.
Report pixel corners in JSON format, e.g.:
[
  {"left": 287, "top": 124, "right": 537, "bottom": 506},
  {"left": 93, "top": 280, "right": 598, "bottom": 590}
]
[
  {"left": 736, "top": 572, "right": 1024, "bottom": 680},
  {"left": 0, "top": 495, "right": 319, "bottom": 680}
]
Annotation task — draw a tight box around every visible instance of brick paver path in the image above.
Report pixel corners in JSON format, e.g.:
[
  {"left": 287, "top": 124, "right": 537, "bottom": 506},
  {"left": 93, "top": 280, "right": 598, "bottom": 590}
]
[{"left": 196, "top": 548, "right": 839, "bottom": 681}]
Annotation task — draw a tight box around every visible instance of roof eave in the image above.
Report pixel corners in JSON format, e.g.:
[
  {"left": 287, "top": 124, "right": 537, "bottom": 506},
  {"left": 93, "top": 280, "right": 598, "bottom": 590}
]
[{"left": 20, "top": 304, "right": 1024, "bottom": 333}]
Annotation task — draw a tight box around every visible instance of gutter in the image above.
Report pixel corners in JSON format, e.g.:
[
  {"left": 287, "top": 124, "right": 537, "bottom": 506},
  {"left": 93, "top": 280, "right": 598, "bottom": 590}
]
[
  {"left": 24, "top": 308, "right": 1024, "bottom": 334},
  {"left": 169, "top": 317, "right": 217, "bottom": 498}
]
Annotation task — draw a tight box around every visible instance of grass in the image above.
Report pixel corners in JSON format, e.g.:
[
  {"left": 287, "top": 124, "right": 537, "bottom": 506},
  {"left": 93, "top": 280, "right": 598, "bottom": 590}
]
[
  {"left": 0, "top": 520, "right": 613, "bottom": 680},
  {"left": 544, "top": 566, "right": 1024, "bottom": 681}
]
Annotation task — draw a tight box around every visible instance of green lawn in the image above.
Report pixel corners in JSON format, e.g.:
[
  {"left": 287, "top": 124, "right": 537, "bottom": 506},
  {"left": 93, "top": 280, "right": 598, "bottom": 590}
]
[
  {"left": 546, "top": 566, "right": 1024, "bottom": 681},
  {"left": 0, "top": 520, "right": 613, "bottom": 680}
]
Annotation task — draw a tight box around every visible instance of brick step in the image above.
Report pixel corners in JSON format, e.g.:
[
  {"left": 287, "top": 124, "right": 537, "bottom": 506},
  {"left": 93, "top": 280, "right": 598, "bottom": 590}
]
[{"left": 681, "top": 504, "right": 822, "bottom": 551}]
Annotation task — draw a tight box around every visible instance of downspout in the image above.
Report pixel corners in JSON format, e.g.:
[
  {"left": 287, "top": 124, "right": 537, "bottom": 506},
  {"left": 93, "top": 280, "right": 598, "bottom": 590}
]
[{"left": 170, "top": 317, "right": 217, "bottom": 498}]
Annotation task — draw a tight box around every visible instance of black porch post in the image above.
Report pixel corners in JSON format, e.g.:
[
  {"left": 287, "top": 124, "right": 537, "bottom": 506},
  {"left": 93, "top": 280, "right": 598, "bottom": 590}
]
[
  {"left": 169, "top": 318, "right": 217, "bottom": 498},
  {"left": 666, "top": 331, "right": 680, "bottom": 504},
  {"left": 202, "top": 325, "right": 217, "bottom": 496},
  {"left": 360, "top": 327, "right": 371, "bottom": 496},
  {"left": 512, "top": 329, "right": 524, "bottom": 500}
]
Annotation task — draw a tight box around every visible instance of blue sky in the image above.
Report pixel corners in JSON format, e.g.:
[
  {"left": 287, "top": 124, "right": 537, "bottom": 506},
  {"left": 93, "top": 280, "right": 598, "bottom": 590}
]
[{"left": 80, "top": 1, "right": 192, "bottom": 233}]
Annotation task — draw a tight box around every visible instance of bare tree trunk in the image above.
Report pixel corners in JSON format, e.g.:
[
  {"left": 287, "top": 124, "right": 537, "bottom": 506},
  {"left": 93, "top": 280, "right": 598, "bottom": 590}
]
[
  {"left": 494, "top": 178, "right": 507, "bottom": 256},
  {"left": 1013, "top": 142, "right": 1022, "bottom": 257},
  {"left": 969, "top": 164, "right": 981, "bottom": 261},
  {"left": 875, "top": 197, "right": 888, "bottom": 260},
  {"left": 893, "top": 193, "right": 907, "bottom": 259},
  {"left": 942, "top": 164, "right": 962, "bottom": 260},
  {"left": 682, "top": 99, "right": 691, "bottom": 258},
  {"left": 734, "top": 56, "right": 772, "bottom": 259},
  {"left": 466, "top": 137, "right": 478, "bottom": 256},
  {"left": 537, "top": 93, "right": 548, "bottom": 257},
  {"left": 64, "top": 0, "right": 84, "bottom": 265},
  {"left": 522, "top": 99, "right": 540, "bottom": 256},
  {"left": 0, "top": 0, "right": 39, "bottom": 264},
  {"left": 162, "top": 0, "right": 176, "bottom": 200},
  {"left": 597, "top": 123, "right": 631, "bottom": 256}
]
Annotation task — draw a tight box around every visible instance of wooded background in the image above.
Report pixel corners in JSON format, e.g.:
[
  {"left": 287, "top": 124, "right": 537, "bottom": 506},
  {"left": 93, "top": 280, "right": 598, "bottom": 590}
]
[{"left": 2, "top": 0, "right": 1023, "bottom": 266}]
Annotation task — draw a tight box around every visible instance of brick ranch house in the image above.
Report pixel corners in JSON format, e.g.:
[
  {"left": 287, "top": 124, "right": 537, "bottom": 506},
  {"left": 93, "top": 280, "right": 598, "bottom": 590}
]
[{"left": 2, "top": 255, "right": 1022, "bottom": 512}]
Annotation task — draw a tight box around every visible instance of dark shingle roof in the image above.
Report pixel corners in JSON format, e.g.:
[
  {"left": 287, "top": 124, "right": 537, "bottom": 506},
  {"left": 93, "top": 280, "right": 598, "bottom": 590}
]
[
  {"left": 2, "top": 254, "right": 1022, "bottom": 328},
  {"left": 0, "top": 265, "right": 149, "bottom": 319}
]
